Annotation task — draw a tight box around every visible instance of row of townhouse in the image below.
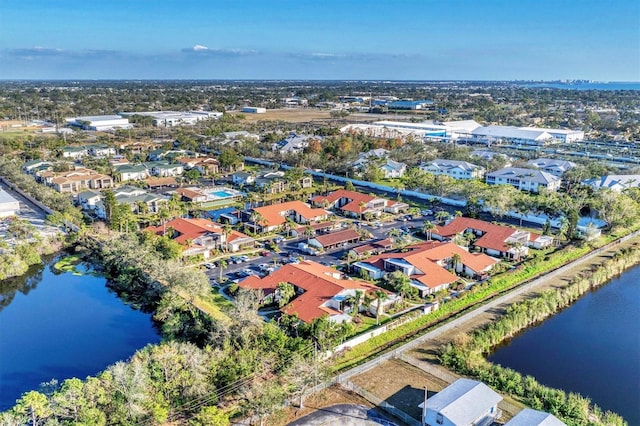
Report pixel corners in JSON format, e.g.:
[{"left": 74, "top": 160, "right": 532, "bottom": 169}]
[
  {"left": 351, "top": 149, "right": 408, "bottom": 178},
  {"left": 60, "top": 144, "right": 117, "bottom": 159},
  {"left": 349, "top": 216, "right": 552, "bottom": 297},
  {"left": 416, "top": 159, "right": 565, "bottom": 193},
  {"left": 310, "top": 189, "right": 408, "bottom": 218},
  {"left": 77, "top": 186, "right": 170, "bottom": 218},
  {"left": 239, "top": 260, "right": 400, "bottom": 324},
  {"left": 145, "top": 217, "right": 256, "bottom": 257},
  {"left": 232, "top": 169, "right": 313, "bottom": 194},
  {"left": 37, "top": 167, "right": 114, "bottom": 193}
]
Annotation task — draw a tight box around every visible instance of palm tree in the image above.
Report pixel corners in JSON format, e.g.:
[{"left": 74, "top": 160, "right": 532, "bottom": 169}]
[
  {"left": 359, "top": 201, "right": 366, "bottom": 221},
  {"left": 304, "top": 225, "right": 315, "bottom": 240},
  {"left": 451, "top": 252, "right": 463, "bottom": 274},
  {"left": 250, "top": 211, "right": 266, "bottom": 233},
  {"left": 218, "top": 259, "right": 227, "bottom": 281},
  {"left": 374, "top": 290, "right": 387, "bottom": 325},
  {"left": 435, "top": 210, "right": 450, "bottom": 224},
  {"left": 422, "top": 220, "right": 436, "bottom": 240},
  {"left": 222, "top": 223, "right": 233, "bottom": 252},
  {"left": 285, "top": 217, "right": 297, "bottom": 238}
]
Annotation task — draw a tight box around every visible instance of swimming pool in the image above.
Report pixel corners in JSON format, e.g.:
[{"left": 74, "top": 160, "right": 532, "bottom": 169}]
[{"left": 210, "top": 190, "right": 234, "bottom": 198}]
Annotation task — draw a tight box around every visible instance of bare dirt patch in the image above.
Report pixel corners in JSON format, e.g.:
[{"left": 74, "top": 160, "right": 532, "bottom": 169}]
[
  {"left": 231, "top": 109, "right": 335, "bottom": 123},
  {"left": 269, "top": 385, "right": 375, "bottom": 426},
  {"left": 350, "top": 359, "right": 447, "bottom": 421}
]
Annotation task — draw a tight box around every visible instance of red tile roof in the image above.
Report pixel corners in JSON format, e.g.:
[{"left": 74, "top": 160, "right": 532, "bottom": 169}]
[
  {"left": 362, "top": 240, "right": 497, "bottom": 289},
  {"left": 239, "top": 260, "right": 382, "bottom": 323},
  {"left": 313, "top": 229, "right": 361, "bottom": 247},
  {"left": 252, "top": 201, "right": 328, "bottom": 228},
  {"left": 145, "top": 217, "right": 251, "bottom": 247},
  {"left": 435, "top": 217, "right": 529, "bottom": 253},
  {"left": 311, "top": 189, "right": 397, "bottom": 214}
]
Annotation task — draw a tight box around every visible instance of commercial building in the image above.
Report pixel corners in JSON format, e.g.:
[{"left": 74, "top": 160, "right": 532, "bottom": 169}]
[
  {"left": 241, "top": 106, "right": 266, "bottom": 114},
  {"left": 119, "top": 111, "right": 222, "bottom": 127},
  {"left": 65, "top": 115, "right": 132, "bottom": 131},
  {"left": 444, "top": 121, "right": 584, "bottom": 145}
]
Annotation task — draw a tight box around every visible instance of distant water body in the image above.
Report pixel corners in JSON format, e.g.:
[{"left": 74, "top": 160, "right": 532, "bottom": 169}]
[
  {"left": 519, "top": 82, "right": 640, "bottom": 91},
  {"left": 488, "top": 264, "right": 640, "bottom": 424}
]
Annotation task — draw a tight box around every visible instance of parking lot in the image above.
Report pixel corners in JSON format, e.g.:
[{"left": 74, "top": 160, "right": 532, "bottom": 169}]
[{"left": 203, "top": 211, "right": 441, "bottom": 288}]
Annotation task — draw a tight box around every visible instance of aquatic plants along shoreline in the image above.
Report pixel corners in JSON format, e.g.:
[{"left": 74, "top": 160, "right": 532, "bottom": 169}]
[{"left": 439, "top": 243, "right": 640, "bottom": 426}]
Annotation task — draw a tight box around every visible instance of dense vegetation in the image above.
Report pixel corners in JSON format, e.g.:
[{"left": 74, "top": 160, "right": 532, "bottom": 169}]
[
  {"left": 439, "top": 244, "right": 640, "bottom": 426},
  {"left": 1, "top": 232, "right": 321, "bottom": 425}
]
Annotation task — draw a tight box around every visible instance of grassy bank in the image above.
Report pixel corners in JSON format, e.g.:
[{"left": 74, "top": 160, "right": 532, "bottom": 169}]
[{"left": 439, "top": 242, "right": 640, "bottom": 426}]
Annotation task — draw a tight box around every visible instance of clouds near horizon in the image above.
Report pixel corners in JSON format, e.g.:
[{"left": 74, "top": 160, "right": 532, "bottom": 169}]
[{"left": 1, "top": 0, "right": 638, "bottom": 81}]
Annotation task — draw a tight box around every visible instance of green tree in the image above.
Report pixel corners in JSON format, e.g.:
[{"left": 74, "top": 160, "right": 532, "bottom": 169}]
[
  {"left": 13, "top": 391, "right": 52, "bottom": 426},
  {"left": 276, "top": 282, "right": 296, "bottom": 307},
  {"left": 345, "top": 180, "right": 355, "bottom": 192},
  {"left": 190, "top": 406, "right": 229, "bottom": 426}
]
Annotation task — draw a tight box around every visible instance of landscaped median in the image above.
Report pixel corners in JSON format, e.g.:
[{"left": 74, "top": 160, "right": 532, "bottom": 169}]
[{"left": 331, "top": 228, "right": 639, "bottom": 373}]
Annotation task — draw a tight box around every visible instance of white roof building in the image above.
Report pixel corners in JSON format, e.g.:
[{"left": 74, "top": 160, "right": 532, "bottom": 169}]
[
  {"left": 0, "top": 189, "right": 20, "bottom": 218},
  {"left": 486, "top": 167, "right": 561, "bottom": 192},
  {"left": 66, "top": 115, "right": 132, "bottom": 131},
  {"left": 526, "top": 158, "right": 577, "bottom": 177},
  {"left": 119, "top": 111, "right": 222, "bottom": 127},
  {"left": 446, "top": 122, "right": 583, "bottom": 145},
  {"left": 582, "top": 174, "right": 640, "bottom": 192},
  {"left": 472, "top": 126, "right": 553, "bottom": 145},
  {"left": 419, "top": 379, "right": 502, "bottom": 426},
  {"left": 504, "top": 409, "right": 566, "bottom": 426}
]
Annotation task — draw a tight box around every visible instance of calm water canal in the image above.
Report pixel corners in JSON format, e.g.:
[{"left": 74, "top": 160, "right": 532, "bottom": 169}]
[
  {"left": 488, "top": 263, "right": 640, "bottom": 424},
  {"left": 0, "top": 256, "right": 161, "bottom": 411}
]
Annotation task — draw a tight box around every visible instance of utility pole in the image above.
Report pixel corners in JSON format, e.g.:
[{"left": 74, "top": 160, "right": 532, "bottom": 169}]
[{"left": 421, "top": 386, "right": 428, "bottom": 426}]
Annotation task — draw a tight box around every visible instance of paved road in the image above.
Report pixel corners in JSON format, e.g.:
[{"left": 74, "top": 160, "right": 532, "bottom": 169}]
[{"left": 288, "top": 404, "right": 397, "bottom": 426}]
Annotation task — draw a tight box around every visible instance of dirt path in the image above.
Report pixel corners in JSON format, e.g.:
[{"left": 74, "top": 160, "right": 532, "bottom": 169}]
[{"left": 405, "top": 235, "right": 640, "bottom": 364}]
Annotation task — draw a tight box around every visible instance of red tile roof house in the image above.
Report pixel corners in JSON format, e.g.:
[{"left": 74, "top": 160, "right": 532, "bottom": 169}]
[
  {"left": 145, "top": 217, "right": 255, "bottom": 257},
  {"left": 311, "top": 189, "right": 408, "bottom": 218},
  {"left": 352, "top": 241, "right": 498, "bottom": 297},
  {"left": 249, "top": 200, "right": 329, "bottom": 233},
  {"left": 239, "top": 260, "right": 400, "bottom": 323},
  {"left": 432, "top": 217, "right": 553, "bottom": 260},
  {"left": 349, "top": 239, "right": 394, "bottom": 258},
  {"left": 307, "top": 228, "right": 362, "bottom": 251}
]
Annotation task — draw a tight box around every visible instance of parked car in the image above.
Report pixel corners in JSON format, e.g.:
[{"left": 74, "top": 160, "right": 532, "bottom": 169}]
[
  {"left": 239, "top": 255, "right": 250, "bottom": 262},
  {"left": 421, "top": 209, "right": 433, "bottom": 216},
  {"left": 273, "top": 237, "right": 284, "bottom": 244},
  {"left": 259, "top": 250, "right": 271, "bottom": 256},
  {"left": 204, "top": 262, "right": 216, "bottom": 269}
]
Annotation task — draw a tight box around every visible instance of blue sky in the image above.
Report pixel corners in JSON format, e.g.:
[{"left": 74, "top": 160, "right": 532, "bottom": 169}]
[{"left": 1, "top": 0, "right": 638, "bottom": 80}]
